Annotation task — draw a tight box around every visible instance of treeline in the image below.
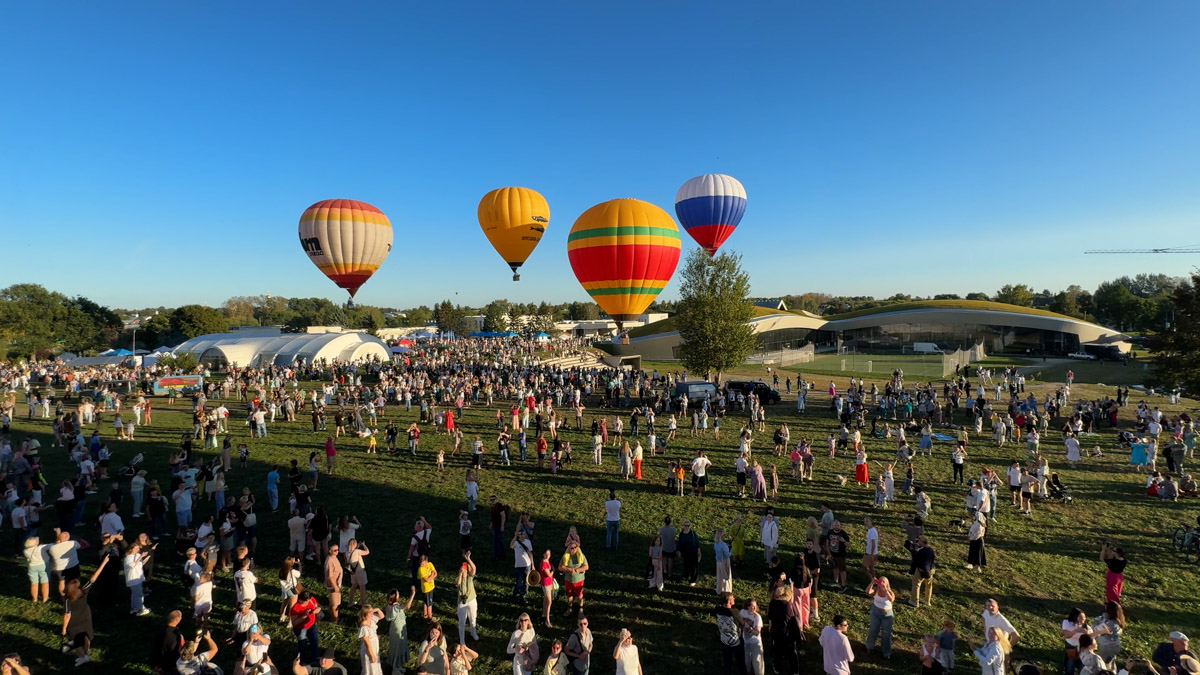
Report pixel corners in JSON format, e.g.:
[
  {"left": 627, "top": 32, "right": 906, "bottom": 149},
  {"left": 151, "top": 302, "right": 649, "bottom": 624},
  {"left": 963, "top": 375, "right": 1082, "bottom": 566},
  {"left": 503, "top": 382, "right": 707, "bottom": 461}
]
[{"left": 751, "top": 273, "right": 1189, "bottom": 332}]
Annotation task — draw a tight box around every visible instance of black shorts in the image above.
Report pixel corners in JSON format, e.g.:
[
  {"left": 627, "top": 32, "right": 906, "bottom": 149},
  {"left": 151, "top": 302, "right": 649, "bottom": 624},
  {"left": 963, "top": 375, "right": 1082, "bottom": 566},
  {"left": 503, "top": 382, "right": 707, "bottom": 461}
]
[
  {"left": 54, "top": 565, "right": 81, "bottom": 582},
  {"left": 692, "top": 474, "right": 707, "bottom": 487},
  {"left": 1021, "top": 491, "right": 1032, "bottom": 500},
  {"left": 832, "top": 555, "right": 847, "bottom": 572},
  {"left": 71, "top": 632, "right": 91, "bottom": 649},
  {"left": 1009, "top": 484, "right": 1020, "bottom": 493},
  {"left": 736, "top": 472, "right": 746, "bottom": 486}
]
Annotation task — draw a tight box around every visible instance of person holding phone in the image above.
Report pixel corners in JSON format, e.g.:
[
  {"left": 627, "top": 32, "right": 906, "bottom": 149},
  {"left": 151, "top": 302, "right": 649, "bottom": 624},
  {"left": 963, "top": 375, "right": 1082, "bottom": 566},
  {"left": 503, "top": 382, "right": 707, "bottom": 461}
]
[{"left": 614, "top": 629, "right": 642, "bottom": 675}]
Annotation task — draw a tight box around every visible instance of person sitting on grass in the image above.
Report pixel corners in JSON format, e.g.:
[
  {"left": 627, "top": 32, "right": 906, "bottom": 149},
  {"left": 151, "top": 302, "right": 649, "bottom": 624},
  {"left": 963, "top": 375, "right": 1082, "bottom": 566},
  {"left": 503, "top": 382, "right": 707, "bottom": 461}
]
[{"left": 1179, "top": 474, "right": 1197, "bottom": 498}]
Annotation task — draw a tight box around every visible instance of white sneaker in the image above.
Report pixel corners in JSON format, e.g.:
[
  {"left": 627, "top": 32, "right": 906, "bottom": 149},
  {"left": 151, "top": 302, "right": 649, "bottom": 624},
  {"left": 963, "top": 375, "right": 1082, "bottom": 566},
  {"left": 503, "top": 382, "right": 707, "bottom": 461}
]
[
  {"left": 134, "top": 608, "right": 151, "bottom": 616},
  {"left": 75, "top": 655, "right": 90, "bottom": 666}
]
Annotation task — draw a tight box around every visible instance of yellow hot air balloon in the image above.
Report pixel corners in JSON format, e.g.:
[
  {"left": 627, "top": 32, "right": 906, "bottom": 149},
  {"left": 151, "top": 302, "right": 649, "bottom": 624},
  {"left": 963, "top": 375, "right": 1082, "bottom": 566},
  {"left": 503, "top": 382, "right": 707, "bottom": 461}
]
[{"left": 477, "top": 187, "right": 550, "bottom": 281}]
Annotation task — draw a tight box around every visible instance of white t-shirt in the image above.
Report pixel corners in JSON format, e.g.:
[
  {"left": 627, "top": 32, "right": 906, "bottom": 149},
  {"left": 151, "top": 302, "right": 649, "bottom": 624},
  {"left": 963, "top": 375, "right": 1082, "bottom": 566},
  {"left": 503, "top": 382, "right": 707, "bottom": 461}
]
[
  {"left": 740, "top": 610, "right": 763, "bottom": 646},
  {"left": 23, "top": 543, "right": 48, "bottom": 568},
  {"left": 865, "top": 528, "right": 879, "bottom": 556},
  {"left": 1007, "top": 467, "right": 1022, "bottom": 487},
  {"left": 983, "top": 610, "right": 1017, "bottom": 640},
  {"left": 244, "top": 634, "right": 270, "bottom": 664},
  {"left": 235, "top": 569, "right": 258, "bottom": 602},
  {"left": 100, "top": 512, "right": 125, "bottom": 537},
  {"left": 124, "top": 552, "right": 145, "bottom": 586},
  {"left": 615, "top": 643, "right": 640, "bottom": 675},
  {"left": 605, "top": 499, "right": 621, "bottom": 522},
  {"left": 1062, "top": 620, "right": 1086, "bottom": 648},
  {"left": 692, "top": 456, "right": 712, "bottom": 477},
  {"left": 338, "top": 523, "right": 360, "bottom": 551},
  {"left": 512, "top": 537, "right": 533, "bottom": 568},
  {"left": 49, "top": 540, "right": 80, "bottom": 570}
]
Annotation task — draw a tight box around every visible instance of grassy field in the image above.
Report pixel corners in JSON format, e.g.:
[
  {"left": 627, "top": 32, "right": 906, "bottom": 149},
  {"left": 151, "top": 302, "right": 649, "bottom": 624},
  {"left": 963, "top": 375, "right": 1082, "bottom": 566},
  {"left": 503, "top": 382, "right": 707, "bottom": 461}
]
[{"left": 2, "top": 367, "right": 1198, "bottom": 675}]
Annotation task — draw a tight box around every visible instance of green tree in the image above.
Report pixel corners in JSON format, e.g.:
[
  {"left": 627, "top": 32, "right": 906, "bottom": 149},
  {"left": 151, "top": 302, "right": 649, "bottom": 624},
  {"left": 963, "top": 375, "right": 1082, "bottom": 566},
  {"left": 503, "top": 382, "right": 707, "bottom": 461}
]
[
  {"left": 933, "top": 293, "right": 961, "bottom": 300},
  {"left": 136, "top": 313, "right": 174, "bottom": 349},
  {"left": 1148, "top": 273, "right": 1200, "bottom": 393},
  {"left": 1048, "top": 291, "right": 1081, "bottom": 318},
  {"left": 566, "top": 301, "right": 599, "bottom": 321},
  {"left": 405, "top": 306, "right": 433, "bottom": 327},
  {"left": 170, "top": 305, "right": 227, "bottom": 339},
  {"left": 674, "top": 249, "right": 758, "bottom": 383},
  {"left": 433, "top": 300, "right": 466, "bottom": 335},
  {"left": 993, "top": 284, "right": 1035, "bottom": 307},
  {"left": 965, "top": 292, "right": 991, "bottom": 301},
  {"left": 156, "top": 351, "right": 199, "bottom": 372},
  {"left": 482, "top": 300, "right": 510, "bottom": 332}
]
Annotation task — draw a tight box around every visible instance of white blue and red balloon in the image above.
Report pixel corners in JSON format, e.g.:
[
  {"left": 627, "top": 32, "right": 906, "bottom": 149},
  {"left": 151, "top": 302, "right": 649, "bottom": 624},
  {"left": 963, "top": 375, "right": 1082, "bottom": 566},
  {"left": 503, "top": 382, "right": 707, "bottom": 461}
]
[{"left": 674, "top": 173, "right": 747, "bottom": 257}]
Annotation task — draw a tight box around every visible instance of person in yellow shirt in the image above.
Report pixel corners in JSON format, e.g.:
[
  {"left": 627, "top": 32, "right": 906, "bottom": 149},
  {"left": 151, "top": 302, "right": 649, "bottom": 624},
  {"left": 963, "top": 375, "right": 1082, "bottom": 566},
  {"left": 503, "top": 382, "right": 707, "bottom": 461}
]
[
  {"left": 418, "top": 555, "right": 437, "bottom": 619},
  {"left": 557, "top": 542, "right": 589, "bottom": 615}
]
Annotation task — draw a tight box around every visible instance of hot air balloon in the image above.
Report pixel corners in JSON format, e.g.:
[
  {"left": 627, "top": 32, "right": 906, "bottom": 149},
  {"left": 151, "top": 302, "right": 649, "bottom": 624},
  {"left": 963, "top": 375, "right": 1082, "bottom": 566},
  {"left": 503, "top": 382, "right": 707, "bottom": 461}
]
[
  {"left": 567, "top": 198, "right": 682, "bottom": 332},
  {"left": 477, "top": 187, "right": 550, "bottom": 281},
  {"left": 674, "top": 173, "right": 746, "bottom": 257},
  {"left": 298, "top": 199, "right": 393, "bottom": 301}
]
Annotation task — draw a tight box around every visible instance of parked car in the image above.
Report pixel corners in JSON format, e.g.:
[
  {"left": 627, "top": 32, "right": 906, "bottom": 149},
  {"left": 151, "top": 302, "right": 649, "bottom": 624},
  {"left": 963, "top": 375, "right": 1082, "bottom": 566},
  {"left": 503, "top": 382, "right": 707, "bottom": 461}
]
[
  {"left": 725, "top": 380, "right": 782, "bottom": 405},
  {"left": 1067, "top": 351, "right": 1098, "bottom": 360},
  {"left": 673, "top": 381, "right": 719, "bottom": 406}
]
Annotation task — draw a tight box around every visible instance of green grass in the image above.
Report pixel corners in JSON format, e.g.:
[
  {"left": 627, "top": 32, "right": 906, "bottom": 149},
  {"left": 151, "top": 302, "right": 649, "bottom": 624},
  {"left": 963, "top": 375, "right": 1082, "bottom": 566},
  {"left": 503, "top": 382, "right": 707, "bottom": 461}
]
[
  {"left": 1023, "top": 357, "right": 1153, "bottom": 388},
  {"left": 786, "top": 354, "right": 949, "bottom": 380},
  {"left": 2, "top": 373, "right": 1198, "bottom": 675},
  {"left": 820, "top": 300, "right": 1076, "bottom": 322}
]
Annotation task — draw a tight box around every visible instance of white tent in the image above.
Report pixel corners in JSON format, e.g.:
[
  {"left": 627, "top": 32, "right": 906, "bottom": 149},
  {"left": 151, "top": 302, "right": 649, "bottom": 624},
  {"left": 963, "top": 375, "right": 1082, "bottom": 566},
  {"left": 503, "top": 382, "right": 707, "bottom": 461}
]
[{"left": 172, "top": 331, "right": 390, "bottom": 368}]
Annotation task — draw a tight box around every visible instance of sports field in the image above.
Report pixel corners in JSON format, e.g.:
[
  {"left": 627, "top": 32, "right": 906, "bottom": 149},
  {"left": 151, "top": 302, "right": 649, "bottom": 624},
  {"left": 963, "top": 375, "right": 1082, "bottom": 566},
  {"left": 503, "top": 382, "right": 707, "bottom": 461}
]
[{"left": 2, "top": 370, "right": 1197, "bottom": 675}]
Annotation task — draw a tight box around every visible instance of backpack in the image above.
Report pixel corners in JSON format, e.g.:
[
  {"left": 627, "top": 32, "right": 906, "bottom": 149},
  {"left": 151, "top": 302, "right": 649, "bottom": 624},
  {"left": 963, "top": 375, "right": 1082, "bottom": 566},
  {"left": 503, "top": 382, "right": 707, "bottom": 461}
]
[{"left": 415, "top": 530, "right": 431, "bottom": 557}]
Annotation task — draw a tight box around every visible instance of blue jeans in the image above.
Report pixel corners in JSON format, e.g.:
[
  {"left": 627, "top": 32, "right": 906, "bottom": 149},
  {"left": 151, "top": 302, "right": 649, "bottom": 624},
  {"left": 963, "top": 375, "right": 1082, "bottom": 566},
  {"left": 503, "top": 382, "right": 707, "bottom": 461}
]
[
  {"left": 267, "top": 487, "right": 278, "bottom": 511},
  {"left": 865, "top": 604, "right": 894, "bottom": 657},
  {"left": 177, "top": 509, "right": 192, "bottom": 528},
  {"left": 606, "top": 520, "right": 620, "bottom": 549},
  {"left": 492, "top": 528, "right": 504, "bottom": 559},
  {"left": 513, "top": 566, "right": 528, "bottom": 598},
  {"left": 129, "top": 581, "right": 144, "bottom": 612},
  {"left": 294, "top": 624, "right": 319, "bottom": 665}
]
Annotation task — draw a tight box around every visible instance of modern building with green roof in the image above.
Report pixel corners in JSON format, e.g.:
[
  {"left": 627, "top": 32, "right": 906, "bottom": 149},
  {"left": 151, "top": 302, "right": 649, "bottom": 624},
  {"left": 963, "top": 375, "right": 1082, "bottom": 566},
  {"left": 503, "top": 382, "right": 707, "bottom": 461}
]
[{"left": 614, "top": 300, "right": 1130, "bottom": 362}]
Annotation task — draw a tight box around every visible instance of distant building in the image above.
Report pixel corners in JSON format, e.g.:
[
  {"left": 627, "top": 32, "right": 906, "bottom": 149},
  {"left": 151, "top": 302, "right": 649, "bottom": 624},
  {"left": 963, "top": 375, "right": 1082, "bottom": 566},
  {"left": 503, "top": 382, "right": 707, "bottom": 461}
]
[{"left": 753, "top": 299, "right": 789, "bottom": 311}]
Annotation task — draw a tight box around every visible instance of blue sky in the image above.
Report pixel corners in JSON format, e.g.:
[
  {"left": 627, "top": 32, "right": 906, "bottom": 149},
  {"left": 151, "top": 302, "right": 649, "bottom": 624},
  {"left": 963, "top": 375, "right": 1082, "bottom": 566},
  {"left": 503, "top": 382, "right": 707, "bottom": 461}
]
[{"left": 2, "top": 2, "right": 1198, "bottom": 310}]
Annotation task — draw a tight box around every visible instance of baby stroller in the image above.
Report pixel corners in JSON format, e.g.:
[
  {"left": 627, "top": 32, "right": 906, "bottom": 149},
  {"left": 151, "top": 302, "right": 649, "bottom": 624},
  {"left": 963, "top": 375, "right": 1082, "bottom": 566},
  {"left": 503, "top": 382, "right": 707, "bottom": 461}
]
[
  {"left": 118, "top": 453, "right": 144, "bottom": 477},
  {"left": 1046, "top": 474, "right": 1073, "bottom": 504},
  {"left": 1116, "top": 430, "right": 1138, "bottom": 449}
]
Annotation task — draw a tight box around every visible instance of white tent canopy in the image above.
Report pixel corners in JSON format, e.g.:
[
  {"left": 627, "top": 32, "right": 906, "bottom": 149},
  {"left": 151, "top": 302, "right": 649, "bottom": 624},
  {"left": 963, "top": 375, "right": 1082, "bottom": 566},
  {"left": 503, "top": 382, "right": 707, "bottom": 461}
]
[{"left": 172, "top": 331, "right": 390, "bottom": 368}]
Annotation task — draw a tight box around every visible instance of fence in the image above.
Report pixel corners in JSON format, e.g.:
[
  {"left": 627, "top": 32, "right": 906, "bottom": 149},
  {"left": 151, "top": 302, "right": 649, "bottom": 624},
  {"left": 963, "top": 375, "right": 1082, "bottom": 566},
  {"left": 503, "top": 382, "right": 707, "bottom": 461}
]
[
  {"left": 745, "top": 343, "right": 816, "bottom": 368},
  {"left": 940, "top": 343, "right": 987, "bottom": 377}
]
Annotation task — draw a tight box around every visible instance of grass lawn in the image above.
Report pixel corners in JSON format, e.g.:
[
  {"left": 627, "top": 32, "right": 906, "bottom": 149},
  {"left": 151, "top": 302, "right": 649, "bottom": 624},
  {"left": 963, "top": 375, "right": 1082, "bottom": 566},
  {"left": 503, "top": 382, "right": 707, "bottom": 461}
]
[
  {"left": 1023, "top": 357, "right": 1154, "bottom": 389},
  {"left": 2, "top": 369, "right": 1198, "bottom": 675}
]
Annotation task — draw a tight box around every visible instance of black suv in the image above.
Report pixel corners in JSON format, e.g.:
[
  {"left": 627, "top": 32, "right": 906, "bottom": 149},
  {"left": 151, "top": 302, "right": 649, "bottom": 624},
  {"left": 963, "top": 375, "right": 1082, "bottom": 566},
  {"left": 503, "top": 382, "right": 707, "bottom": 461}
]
[{"left": 725, "top": 380, "right": 782, "bottom": 405}]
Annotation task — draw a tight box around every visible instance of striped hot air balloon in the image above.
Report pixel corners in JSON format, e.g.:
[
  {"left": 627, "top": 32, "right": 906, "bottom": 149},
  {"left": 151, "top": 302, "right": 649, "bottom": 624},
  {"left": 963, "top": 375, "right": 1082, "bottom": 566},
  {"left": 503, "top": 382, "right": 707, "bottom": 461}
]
[
  {"left": 298, "top": 199, "right": 393, "bottom": 299},
  {"left": 477, "top": 187, "right": 550, "bottom": 281},
  {"left": 674, "top": 173, "right": 746, "bottom": 257},
  {"left": 566, "top": 198, "right": 682, "bottom": 326}
]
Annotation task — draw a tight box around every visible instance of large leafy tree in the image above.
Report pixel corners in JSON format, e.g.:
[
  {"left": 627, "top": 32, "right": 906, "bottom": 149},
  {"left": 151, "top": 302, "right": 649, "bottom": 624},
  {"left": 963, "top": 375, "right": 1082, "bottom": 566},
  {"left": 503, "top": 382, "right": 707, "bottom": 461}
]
[
  {"left": 170, "top": 305, "right": 228, "bottom": 339},
  {"left": 1148, "top": 273, "right": 1200, "bottom": 394},
  {"left": 674, "top": 249, "right": 758, "bottom": 383},
  {"left": 0, "top": 284, "right": 122, "bottom": 357},
  {"left": 993, "top": 284, "right": 1035, "bottom": 307},
  {"left": 482, "top": 300, "right": 510, "bottom": 332},
  {"left": 433, "top": 300, "right": 466, "bottom": 335}
]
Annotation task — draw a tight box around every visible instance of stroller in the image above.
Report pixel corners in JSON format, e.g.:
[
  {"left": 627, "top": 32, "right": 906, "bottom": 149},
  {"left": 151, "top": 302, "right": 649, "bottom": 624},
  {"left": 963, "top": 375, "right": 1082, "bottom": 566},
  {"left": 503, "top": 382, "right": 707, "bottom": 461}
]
[
  {"left": 1046, "top": 473, "right": 1073, "bottom": 504},
  {"left": 1116, "top": 430, "right": 1139, "bottom": 449},
  {"left": 118, "top": 453, "right": 144, "bottom": 478}
]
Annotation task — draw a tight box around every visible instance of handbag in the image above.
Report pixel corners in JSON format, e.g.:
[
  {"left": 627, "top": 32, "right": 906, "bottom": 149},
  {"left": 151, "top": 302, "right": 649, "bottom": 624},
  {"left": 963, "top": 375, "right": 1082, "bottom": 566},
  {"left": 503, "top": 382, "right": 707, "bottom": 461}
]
[
  {"left": 243, "top": 512, "right": 257, "bottom": 527},
  {"left": 552, "top": 578, "right": 560, "bottom": 599}
]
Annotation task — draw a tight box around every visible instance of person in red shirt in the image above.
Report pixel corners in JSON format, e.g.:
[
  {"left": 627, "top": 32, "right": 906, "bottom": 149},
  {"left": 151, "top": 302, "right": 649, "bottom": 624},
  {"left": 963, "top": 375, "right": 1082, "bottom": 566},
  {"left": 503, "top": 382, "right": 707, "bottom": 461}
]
[
  {"left": 536, "top": 436, "right": 549, "bottom": 469},
  {"left": 324, "top": 437, "right": 338, "bottom": 475},
  {"left": 289, "top": 590, "right": 321, "bottom": 665}
]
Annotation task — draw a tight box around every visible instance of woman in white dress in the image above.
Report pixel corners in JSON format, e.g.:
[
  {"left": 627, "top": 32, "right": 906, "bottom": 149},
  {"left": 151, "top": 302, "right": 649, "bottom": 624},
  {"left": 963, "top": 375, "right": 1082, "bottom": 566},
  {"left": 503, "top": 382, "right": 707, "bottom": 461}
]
[
  {"left": 614, "top": 629, "right": 642, "bottom": 675},
  {"left": 1065, "top": 433, "right": 1082, "bottom": 465},
  {"left": 359, "top": 605, "right": 385, "bottom": 675},
  {"left": 506, "top": 613, "right": 539, "bottom": 675}
]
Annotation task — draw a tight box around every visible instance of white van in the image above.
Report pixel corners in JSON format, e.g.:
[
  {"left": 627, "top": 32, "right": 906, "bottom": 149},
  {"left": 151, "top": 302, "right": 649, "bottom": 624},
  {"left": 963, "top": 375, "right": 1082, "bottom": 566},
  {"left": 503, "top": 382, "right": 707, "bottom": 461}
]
[{"left": 912, "top": 342, "right": 943, "bottom": 355}]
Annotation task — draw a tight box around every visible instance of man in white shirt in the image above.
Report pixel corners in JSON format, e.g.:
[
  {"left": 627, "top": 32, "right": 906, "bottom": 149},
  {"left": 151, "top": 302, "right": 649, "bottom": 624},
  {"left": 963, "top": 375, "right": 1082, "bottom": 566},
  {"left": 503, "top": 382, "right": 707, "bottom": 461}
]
[
  {"left": 604, "top": 490, "right": 622, "bottom": 550},
  {"left": 982, "top": 598, "right": 1020, "bottom": 648},
  {"left": 214, "top": 405, "right": 229, "bottom": 432},
  {"left": 99, "top": 502, "right": 125, "bottom": 537},
  {"left": 820, "top": 614, "right": 855, "bottom": 675},
  {"left": 49, "top": 530, "right": 81, "bottom": 596},
  {"left": 1007, "top": 462, "right": 1022, "bottom": 506},
  {"left": 863, "top": 517, "right": 879, "bottom": 580},
  {"left": 123, "top": 541, "right": 152, "bottom": 615},
  {"left": 691, "top": 451, "right": 713, "bottom": 497}
]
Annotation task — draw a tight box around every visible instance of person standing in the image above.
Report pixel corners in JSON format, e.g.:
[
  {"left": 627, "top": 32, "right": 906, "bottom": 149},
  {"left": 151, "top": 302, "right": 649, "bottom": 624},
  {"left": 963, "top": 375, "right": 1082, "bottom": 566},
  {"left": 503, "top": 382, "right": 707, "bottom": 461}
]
[
  {"left": 456, "top": 553, "right": 480, "bottom": 644},
  {"left": 862, "top": 518, "right": 879, "bottom": 581},
  {"left": 564, "top": 615, "right": 593, "bottom": 675},
  {"left": 760, "top": 508, "right": 779, "bottom": 566},
  {"left": 152, "top": 610, "right": 184, "bottom": 675},
  {"left": 716, "top": 592, "right": 745, "bottom": 675},
  {"left": 677, "top": 520, "right": 702, "bottom": 587},
  {"left": 819, "top": 615, "right": 854, "bottom": 675},
  {"left": 649, "top": 536, "right": 664, "bottom": 592},
  {"left": 966, "top": 512, "right": 987, "bottom": 571},
  {"left": 511, "top": 530, "right": 533, "bottom": 601},
  {"left": 740, "top": 598, "right": 765, "bottom": 675},
  {"left": 714, "top": 529, "right": 732, "bottom": 595},
  {"left": 659, "top": 517, "right": 677, "bottom": 579},
  {"left": 1100, "top": 543, "right": 1126, "bottom": 604},
  {"left": 969, "top": 627, "right": 1006, "bottom": 675},
  {"left": 604, "top": 490, "right": 621, "bottom": 550},
  {"left": 122, "top": 540, "right": 152, "bottom": 616},
  {"left": 864, "top": 576, "right": 895, "bottom": 659},
  {"left": 908, "top": 537, "right": 936, "bottom": 607},
  {"left": 490, "top": 496, "right": 508, "bottom": 561},
  {"left": 691, "top": 451, "right": 713, "bottom": 497},
  {"left": 559, "top": 540, "right": 589, "bottom": 615},
  {"left": 613, "top": 628, "right": 642, "bottom": 675}
]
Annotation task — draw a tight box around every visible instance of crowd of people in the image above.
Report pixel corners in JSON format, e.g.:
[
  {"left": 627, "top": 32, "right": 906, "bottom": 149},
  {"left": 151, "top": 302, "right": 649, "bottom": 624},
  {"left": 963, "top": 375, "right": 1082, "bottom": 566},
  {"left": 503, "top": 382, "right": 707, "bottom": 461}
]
[{"left": 0, "top": 345, "right": 1196, "bottom": 675}]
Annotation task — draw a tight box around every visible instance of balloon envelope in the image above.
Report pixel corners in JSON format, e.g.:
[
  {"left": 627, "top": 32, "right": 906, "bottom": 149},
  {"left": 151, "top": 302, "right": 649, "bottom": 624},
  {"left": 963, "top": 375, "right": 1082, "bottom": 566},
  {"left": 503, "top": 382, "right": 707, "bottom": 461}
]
[
  {"left": 477, "top": 187, "right": 550, "bottom": 280},
  {"left": 567, "top": 198, "right": 681, "bottom": 322},
  {"left": 298, "top": 199, "right": 392, "bottom": 298},
  {"left": 674, "top": 173, "right": 746, "bottom": 256}
]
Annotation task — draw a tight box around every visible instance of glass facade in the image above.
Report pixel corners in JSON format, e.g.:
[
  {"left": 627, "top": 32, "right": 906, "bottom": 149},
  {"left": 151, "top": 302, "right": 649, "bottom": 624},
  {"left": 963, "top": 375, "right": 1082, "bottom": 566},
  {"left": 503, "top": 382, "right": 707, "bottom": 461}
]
[{"left": 752, "top": 323, "right": 1083, "bottom": 356}]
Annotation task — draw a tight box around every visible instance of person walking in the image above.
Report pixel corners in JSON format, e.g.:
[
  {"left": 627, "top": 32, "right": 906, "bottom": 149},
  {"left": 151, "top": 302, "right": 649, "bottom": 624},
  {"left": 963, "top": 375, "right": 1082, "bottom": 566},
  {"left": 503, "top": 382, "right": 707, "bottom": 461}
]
[
  {"left": 714, "top": 529, "right": 732, "bottom": 595},
  {"left": 908, "top": 537, "right": 936, "bottom": 607},
  {"left": 716, "top": 592, "right": 745, "bottom": 675},
  {"left": 678, "top": 520, "right": 702, "bottom": 587},
  {"left": 604, "top": 490, "right": 621, "bottom": 550}
]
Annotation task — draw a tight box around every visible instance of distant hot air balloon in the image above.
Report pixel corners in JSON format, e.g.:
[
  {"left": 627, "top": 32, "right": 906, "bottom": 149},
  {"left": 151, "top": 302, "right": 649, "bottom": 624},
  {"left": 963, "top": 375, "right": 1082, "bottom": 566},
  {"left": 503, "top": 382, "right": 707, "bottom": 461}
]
[
  {"left": 674, "top": 173, "right": 746, "bottom": 257},
  {"left": 298, "top": 199, "right": 392, "bottom": 300},
  {"left": 567, "top": 198, "right": 682, "bottom": 331},
  {"left": 477, "top": 187, "right": 550, "bottom": 281}
]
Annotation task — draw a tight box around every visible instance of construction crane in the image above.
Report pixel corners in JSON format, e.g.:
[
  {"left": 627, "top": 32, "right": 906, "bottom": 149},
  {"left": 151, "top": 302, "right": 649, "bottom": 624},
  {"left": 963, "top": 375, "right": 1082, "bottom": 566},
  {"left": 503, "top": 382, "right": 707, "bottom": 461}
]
[{"left": 1084, "top": 245, "right": 1200, "bottom": 254}]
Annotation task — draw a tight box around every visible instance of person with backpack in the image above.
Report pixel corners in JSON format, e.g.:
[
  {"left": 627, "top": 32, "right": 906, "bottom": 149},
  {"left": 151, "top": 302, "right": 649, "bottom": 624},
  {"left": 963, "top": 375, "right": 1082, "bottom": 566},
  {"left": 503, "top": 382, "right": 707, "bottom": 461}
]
[{"left": 407, "top": 517, "right": 433, "bottom": 587}]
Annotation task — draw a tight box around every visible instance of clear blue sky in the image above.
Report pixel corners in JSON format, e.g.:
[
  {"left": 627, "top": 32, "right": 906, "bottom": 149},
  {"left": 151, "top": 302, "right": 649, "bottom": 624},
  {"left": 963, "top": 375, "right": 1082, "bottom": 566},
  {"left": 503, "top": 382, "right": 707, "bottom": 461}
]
[{"left": 2, "top": 1, "right": 1198, "bottom": 310}]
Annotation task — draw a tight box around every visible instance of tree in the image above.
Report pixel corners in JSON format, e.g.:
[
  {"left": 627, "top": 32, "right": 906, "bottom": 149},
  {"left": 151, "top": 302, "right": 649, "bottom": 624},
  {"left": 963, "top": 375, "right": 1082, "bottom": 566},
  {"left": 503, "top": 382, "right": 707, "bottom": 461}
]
[
  {"left": 170, "top": 305, "right": 227, "bottom": 339},
  {"left": 965, "top": 292, "right": 990, "bottom": 301},
  {"left": 433, "top": 300, "right": 466, "bottom": 335},
  {"left": 566, "top": 301, "right": 599, "bottom": 321},
  {"left": 993, "top": 284, "right": 1035, "bottom": 307},
  {"left": 0, "top": 284, "right": 123, "bottom": 357},
  {"left": 1148, "top": 273, "right": 1200, "bottom": 393},
  {"left": 405, "top": 306, "right": 433, "bottom": 327},
  {"left": 674, "top": 249, "right": 758, "bottom": 383},
  {"left": 156, "top": 351, "right": 199, "bottom": 373},
  {"left": 1048, "top": 291, "right": 1081, "bottom": 318},
  {"left": 933, "top": 293, "right": 961, "bottom": 300},
  {"left": 482, "top": 300, "right": 510, "bottom": 332}
]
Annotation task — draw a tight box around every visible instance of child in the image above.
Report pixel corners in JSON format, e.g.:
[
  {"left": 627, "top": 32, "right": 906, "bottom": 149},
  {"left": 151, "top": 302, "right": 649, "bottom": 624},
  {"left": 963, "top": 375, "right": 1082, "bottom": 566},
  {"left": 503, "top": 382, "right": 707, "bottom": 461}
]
[
  {"left": 667, "top": 461, "right": 678, "bottom": 495},
  {"left": 674, "top": 462, "right": 686, "bottom": 497},
  {"left": 238, "top": 443, "right": 250, "bottom": 468},
  {"left": 437, "top": 448, "right": 445, "bottom": 472},
  {"left": 192, "top": 570, "right": 214, "bottom": 627},
  {"left": 884, "top": 463, "right": 896, "bottom": 502},
  {"left": 769, "top": 465, "right": 779, "bottom": 499},
  {"left": 873, "top": 477, "right": 887, "bottom": 508},
  {"left": 549, "top": 451, "right": 559, "bottom": 474},
  {"left": 936, "top": 619, "right": 957, "bottom": 671},
  {"left": 366, "top": 433, "right": 377, "bottom": 454},
  {"left": 827, "top": 433, "right": 837, "bottom": 458},
  {"left": 901, "top": 462, "right": 914, "bottom": 495},
  {"left": 459, "top": 511, "right": 472, "bottom": 553}
]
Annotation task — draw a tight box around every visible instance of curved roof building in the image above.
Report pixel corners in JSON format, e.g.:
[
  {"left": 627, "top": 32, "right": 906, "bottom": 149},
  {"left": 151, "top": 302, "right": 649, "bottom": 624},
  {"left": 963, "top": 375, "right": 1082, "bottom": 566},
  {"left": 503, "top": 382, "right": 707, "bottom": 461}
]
[
  {"left": 617, "top": 300, "right": 1130, "bottom": 361},
  {"left": 172, "top": 331, "right": 391, "bottom": 369}
]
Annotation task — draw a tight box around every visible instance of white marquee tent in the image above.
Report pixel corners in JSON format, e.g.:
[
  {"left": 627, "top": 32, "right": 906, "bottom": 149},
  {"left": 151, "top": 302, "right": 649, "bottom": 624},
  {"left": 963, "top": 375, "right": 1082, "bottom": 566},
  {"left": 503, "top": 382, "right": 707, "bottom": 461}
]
[{"left": 171, "top": 331, "right": 390, "bottom": 368}]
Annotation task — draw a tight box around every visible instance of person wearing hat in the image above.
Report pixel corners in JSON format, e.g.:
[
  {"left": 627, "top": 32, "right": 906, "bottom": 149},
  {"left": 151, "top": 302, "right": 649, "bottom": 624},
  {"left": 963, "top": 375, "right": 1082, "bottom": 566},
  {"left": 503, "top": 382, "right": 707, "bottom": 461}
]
[
  {"left": 1153, "top": 631, "right": 1196, "bottom": 674},
  {"left": 240, "top": 623, "right": 272, "bottom": 672}
]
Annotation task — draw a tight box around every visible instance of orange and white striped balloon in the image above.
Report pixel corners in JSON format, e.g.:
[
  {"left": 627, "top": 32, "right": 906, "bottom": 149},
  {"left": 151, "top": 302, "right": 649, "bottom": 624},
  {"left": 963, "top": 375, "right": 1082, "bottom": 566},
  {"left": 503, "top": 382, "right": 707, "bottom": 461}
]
[{"left": 298, "top": 199, "right": 393, "bottom": 298}]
